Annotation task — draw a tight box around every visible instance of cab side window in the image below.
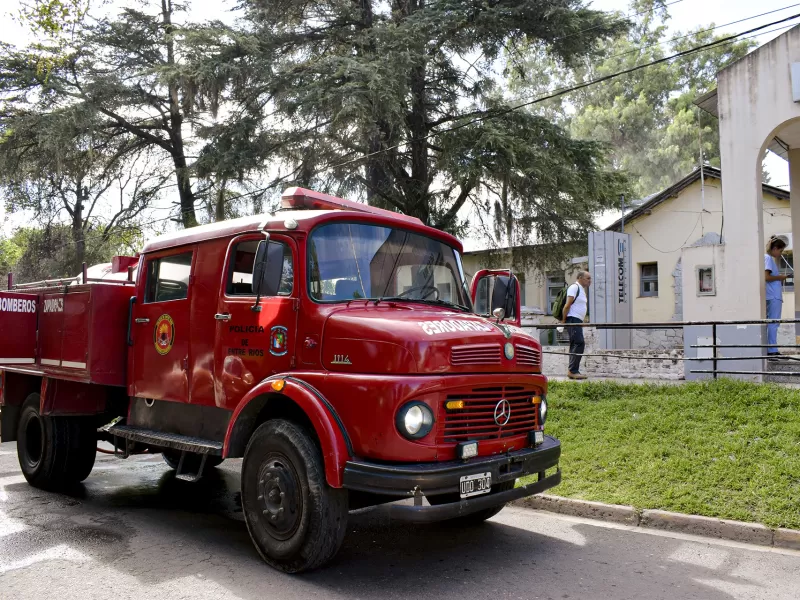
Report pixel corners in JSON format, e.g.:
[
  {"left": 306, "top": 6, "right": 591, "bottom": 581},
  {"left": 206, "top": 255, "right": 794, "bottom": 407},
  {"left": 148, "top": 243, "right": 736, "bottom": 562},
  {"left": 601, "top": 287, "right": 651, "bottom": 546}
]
[
  {"left": 145, "top": 252, "right": 193, "bottom": 303},
  {"left": 227, "top": 240, "right": 294, "bottom": 296}
]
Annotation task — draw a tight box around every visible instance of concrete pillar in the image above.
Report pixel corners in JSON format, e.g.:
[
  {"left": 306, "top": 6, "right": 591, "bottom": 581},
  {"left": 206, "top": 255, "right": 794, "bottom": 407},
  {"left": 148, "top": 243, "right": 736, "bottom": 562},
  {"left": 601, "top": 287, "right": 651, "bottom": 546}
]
[
  {"left": 790, "top": 149, "right": 800, "bottom": 344},
  {"left": 716, "top": 121, "right": 766, "bottom": 323}
]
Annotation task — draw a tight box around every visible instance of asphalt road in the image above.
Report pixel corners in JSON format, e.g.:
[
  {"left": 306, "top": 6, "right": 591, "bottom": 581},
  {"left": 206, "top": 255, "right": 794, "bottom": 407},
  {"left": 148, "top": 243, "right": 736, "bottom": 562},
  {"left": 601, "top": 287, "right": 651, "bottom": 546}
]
[{"left": 1, "top": 443, "right": 799, "bottom": 600}]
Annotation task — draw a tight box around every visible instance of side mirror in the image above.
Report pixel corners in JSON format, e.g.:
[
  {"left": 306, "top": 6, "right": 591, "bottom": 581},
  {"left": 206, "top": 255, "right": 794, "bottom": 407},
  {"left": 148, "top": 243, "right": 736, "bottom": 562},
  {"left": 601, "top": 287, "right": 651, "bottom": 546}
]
[
  {"left": 251, "top": 240, "right": 284, "bottom": 310},
  {"left": 469, "top": 269, "right": 521, "bottom": 327},
  {"left": 491, "top": 275, "right": 517, "bottom": 321}
]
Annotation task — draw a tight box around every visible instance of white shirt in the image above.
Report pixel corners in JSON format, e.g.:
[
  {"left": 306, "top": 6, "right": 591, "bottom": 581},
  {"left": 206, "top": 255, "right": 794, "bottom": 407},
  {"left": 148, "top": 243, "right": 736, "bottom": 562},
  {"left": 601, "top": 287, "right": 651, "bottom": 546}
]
[{"left": 566, "top": 283, "right": 587, "bottom": 320}]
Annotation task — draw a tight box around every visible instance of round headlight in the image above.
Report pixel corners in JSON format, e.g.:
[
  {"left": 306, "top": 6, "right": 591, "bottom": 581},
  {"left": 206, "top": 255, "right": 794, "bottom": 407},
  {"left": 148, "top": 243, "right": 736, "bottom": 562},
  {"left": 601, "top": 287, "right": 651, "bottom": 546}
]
[
  {"left": 396, "top": 402, "right": 434, "bottom": 440},
  {"left": 540, "top": 397, "right": 548, "bottom": 425},
  {"left": 405, "top": 405, "right": 424, "bottom": 435}
]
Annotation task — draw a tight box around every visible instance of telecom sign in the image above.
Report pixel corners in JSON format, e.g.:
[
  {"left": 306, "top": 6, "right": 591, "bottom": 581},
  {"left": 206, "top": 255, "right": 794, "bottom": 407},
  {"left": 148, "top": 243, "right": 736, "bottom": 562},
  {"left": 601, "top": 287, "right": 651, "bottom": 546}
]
[{"left": 589, "top": 231, "right": 632, "bottom": 349}]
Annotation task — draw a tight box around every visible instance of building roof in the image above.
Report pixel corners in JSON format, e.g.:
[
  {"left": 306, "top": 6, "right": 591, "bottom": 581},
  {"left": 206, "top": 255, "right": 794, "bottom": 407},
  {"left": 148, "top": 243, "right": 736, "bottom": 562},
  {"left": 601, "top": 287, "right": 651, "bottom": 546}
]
[
  {"left": 694, "top": 88, "right": 791, "bottom": 161},
  {"left": 605, "top": 166, "right": 790, "bottom": 233}
]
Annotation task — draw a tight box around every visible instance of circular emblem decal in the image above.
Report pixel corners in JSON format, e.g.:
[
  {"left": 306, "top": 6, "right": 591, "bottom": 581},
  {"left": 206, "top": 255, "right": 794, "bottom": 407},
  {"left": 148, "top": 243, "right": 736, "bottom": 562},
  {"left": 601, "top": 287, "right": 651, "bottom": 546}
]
[
  {"left": 270, "top": 326, "right": 288, "bottom": 356},
  {"left": 154, "top": 314, "right": 175, "bottom": 355},
  {"left": 494, "top": 399, "right": 511, "bottom": 426}
]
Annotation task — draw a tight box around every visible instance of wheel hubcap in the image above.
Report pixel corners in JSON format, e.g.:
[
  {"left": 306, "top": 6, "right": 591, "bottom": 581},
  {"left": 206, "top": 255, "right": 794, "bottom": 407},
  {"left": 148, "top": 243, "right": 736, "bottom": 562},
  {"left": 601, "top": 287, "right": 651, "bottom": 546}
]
[{"left": 257, "top": 455, "right": 302, "bottom": 540}]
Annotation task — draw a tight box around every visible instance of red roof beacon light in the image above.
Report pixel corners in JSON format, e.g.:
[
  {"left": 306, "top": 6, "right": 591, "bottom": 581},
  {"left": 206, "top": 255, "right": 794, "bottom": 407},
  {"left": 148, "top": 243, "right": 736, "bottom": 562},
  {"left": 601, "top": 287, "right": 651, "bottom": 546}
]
[{"left": 280, "top": 187, "right": 423, "bottom": 226}]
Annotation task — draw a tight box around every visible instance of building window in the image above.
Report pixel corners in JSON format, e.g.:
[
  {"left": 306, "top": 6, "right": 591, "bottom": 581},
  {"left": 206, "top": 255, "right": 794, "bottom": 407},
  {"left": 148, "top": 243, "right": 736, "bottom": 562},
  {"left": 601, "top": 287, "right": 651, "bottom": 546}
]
[
  {"left": 640, "top": 263, "right": 658, "bottom": 297},
  {"left": 517, "top": 272, "right": 527, "bottom": 307},
  {"left": 546, "top": 273, "right": 565, "bottom": 315},
  {"left": 697, "top": 265, "right": 716, "bottom": 296}
]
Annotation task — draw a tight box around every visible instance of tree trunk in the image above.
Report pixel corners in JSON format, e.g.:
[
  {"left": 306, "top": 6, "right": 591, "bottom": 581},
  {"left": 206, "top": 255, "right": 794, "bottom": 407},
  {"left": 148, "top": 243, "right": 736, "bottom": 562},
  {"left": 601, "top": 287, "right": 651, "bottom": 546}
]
[
  {"left": 401, "top": 0, "right": 430, "bottom": 224},
  {"left": 501, "top": 173, "right": 512, "bottom": 246},
  {"left": 162, "top": 0, "right": 198, "bottom": 228},
  {"left": 214, "top": 178, "right": 227, "bottom": 222},
  {"left": 355, "top": 0, "right": 393, "bottom": 210},
  {"left": 72, "top": 180, "right": 86, "bottom": 276}
]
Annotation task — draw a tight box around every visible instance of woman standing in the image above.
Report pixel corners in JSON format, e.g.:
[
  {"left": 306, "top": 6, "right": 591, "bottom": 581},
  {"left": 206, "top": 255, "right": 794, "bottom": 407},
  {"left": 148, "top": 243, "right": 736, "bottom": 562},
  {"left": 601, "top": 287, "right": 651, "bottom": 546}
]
[{"left": 765, "top": 236, "right": 788, "bottom": 358}]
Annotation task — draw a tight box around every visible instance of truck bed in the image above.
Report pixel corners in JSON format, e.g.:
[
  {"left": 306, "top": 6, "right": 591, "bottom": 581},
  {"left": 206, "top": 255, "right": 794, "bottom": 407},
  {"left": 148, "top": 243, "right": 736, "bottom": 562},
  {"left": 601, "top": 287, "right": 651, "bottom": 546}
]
[{"left": 0, "top": 284, "right": 133, "bottom": 386}]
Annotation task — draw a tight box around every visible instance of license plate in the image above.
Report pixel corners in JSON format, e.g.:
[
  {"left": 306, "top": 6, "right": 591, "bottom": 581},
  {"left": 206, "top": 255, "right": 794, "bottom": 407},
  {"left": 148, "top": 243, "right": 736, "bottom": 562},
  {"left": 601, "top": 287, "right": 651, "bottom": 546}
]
[{"left": 460, "top": 472, "right": 492, "bottom": 498}]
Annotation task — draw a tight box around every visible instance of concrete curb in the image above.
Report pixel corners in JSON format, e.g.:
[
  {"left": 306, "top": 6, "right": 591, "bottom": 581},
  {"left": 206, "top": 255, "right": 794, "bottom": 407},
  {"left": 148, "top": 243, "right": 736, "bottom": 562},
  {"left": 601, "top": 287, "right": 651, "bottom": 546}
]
[{"left": 512, "top": 494, "right": 800, "bottom": 550}]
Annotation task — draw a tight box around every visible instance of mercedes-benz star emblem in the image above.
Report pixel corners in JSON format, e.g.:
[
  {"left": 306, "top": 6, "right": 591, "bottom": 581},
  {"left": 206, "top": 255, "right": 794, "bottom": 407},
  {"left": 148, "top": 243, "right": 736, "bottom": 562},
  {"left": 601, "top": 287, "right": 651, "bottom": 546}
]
[{"left": 494, "top": 399, "right": 511, "bottom": 426}]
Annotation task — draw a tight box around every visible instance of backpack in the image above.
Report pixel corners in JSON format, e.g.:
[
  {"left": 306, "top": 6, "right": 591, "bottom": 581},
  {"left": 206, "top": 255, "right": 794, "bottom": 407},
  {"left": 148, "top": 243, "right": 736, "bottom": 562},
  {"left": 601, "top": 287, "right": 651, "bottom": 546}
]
[{"left": 551, "top": 283, "right": 585, "bottom": 320}]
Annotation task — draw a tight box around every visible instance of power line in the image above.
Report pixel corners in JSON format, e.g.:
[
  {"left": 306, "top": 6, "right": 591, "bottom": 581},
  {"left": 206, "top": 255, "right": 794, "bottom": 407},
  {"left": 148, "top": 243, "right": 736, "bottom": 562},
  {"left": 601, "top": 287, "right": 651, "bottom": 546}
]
[
  {"left": 185, "top": 15, "right": 800, "bottom": 214},
  {"left": 320, "top": 12, "right": 800, "bottom": 175},
  {"left": 604, "top": 3, "right": 800, "bottom": 62},
  {"left": 8, "top": 11, "right": 800, "bottom": 260},
  {"left": 630, "top": 216, "right": 703, "bottom": 255},
  {"left": 553, "top": 0, "right": 687, "bottom": 43}
]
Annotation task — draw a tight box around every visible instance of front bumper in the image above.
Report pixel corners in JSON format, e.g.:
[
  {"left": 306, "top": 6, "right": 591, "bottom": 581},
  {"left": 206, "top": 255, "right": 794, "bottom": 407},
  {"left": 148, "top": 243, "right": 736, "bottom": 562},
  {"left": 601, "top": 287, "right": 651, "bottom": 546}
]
[{"left": 343, "top": 435, "right": 561, "bottom": 523}]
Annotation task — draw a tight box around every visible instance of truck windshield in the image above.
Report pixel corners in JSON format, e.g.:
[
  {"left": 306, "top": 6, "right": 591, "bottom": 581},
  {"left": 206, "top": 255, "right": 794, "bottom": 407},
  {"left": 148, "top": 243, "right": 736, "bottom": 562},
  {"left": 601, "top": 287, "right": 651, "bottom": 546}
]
[{"left": 308, "top": 222, "right": 471, "bottom": 310}]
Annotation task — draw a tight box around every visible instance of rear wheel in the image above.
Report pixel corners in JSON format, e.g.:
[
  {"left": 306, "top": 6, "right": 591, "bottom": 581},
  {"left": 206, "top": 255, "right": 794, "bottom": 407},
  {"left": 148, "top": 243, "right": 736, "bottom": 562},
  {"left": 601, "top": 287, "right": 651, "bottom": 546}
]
[
  {"left": 241, "top": 419, "right": 348, "bottom": 573},
  {"left": 162, "top": 449, "right": 223, "bottom": 471},
  {"left": 427, "top": 480, "right": 516, "bottom": 524},
  {"left": 16, "top": 393, "right": 97, "bottom": 490}
]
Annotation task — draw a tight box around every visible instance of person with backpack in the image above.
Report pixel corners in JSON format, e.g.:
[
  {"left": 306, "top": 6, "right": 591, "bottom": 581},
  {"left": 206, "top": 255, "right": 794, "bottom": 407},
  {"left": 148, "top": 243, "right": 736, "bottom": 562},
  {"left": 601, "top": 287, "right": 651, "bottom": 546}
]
[{"left": 560, "top": 271, "right": 592, "bottom": 380}]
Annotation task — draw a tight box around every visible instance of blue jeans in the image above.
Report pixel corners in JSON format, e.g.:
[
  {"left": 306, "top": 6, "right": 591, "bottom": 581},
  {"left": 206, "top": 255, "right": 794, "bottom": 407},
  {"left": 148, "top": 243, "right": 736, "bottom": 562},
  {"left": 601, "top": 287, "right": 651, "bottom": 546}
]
[{"left": 766, "top": 299, "right": 782, "bottom": 354}]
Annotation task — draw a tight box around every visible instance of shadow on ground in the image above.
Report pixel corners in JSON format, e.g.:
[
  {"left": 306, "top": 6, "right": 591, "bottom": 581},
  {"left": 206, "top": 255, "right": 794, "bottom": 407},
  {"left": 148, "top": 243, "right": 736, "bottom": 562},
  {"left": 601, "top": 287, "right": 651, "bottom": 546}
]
[{"left": 0, "top": 449, "right": 777, "bottom": 600}]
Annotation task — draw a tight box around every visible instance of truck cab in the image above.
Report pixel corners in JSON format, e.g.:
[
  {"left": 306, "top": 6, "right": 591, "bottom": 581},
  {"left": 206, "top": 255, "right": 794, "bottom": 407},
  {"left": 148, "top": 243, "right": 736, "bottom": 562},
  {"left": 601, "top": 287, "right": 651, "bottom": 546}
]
[{"left": 0, "top": 187, "right": 560, "bottom": 573}]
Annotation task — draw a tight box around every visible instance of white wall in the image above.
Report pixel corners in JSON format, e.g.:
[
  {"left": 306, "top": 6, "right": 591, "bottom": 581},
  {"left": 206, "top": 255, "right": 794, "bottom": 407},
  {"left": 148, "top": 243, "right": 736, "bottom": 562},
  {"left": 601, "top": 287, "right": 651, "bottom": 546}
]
[
  {"left": 717, "top": 26, "right": 800, "bottom": 321},
  {"left": 624, "top": 178, "right": 792, "bottom": 323}
]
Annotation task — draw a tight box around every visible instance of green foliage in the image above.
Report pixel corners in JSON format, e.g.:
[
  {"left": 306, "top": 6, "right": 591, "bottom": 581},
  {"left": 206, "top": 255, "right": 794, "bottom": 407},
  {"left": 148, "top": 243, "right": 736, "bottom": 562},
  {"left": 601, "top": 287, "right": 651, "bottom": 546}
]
[
  {"left": 0, "top": 1, "right": 215, "bottom": 230},
  {"left": 0, "top": 225, "right": 139, "bottom": 285},
  {"left": 18, "top": 0, "right": 90, "bottom": 38},
  {"left": 510, "top": 0, "right": 756, "bottom": 199},
  {"left": 185, "top": 0, "right": 630, "bottom": 265},
  {"left": 522, "top": 379, "right": 800, "bottom": 529}
]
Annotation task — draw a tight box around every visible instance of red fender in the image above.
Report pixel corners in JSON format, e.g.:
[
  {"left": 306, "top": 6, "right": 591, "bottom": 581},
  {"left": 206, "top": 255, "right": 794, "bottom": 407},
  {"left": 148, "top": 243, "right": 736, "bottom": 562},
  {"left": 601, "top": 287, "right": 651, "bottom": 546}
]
[{"left": 223, "top": 376, "right": 352, "bottom": 488}]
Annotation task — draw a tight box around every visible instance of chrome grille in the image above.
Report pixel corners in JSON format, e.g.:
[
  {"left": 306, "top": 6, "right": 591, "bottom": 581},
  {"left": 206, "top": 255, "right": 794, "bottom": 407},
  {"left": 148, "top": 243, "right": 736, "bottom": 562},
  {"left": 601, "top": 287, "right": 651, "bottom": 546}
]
[
  {"left": 450, "top": 343, "right": 502, "bottom": 366},
  {"left": 439, "top": 385, "right": 540, "bottom": 442},
  {"left": 515, "top": 344, "right": 541, "bottom": 367}
]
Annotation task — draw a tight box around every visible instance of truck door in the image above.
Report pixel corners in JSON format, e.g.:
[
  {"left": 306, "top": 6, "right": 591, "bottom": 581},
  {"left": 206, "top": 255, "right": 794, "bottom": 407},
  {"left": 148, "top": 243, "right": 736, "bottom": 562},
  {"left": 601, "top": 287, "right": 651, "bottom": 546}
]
[
  {"left": 0, "top": 292, "right": 38, "bottom": 367},
  {"left": 214, "top": 234, "right": 297, "bottom": 408},
  {"left": 132, "top": 248, "right": 195, "bottom": 402}
]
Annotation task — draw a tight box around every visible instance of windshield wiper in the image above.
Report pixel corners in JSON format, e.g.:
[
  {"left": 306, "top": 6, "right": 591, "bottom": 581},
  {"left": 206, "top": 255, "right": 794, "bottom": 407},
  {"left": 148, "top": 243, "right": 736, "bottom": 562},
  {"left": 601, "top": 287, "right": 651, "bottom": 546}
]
[{"left": 378, "top": 297, "right": 471, "bottom": 312}]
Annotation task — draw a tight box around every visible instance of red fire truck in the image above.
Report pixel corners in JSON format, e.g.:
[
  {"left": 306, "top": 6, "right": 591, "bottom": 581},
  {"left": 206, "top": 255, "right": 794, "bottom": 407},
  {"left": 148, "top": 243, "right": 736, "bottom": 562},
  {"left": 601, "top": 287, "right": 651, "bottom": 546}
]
[{"left": 0, "top": 187, "right": 560, "bottom": 572}]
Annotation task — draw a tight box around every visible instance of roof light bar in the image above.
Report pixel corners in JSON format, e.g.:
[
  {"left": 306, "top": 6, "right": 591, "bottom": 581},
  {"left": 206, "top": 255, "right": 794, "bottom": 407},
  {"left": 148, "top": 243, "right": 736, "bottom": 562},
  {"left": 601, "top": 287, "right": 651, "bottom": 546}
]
[{"left": 281, "top": 187, "right": 423, "bottom": 226}]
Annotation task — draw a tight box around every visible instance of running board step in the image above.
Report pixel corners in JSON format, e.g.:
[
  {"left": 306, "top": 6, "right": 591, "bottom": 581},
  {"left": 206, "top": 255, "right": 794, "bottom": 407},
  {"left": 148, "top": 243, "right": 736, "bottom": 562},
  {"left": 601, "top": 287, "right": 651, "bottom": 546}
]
[{"left": 106, "top": 425, "right": 223, "bottom": 455}]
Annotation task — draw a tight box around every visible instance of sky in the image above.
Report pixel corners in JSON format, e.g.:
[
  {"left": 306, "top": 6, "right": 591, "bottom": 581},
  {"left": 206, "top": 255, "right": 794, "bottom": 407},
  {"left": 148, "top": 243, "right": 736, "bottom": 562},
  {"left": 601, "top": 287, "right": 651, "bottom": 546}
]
[{"left": 0, "top": 0, "right": 798, "bottom": 243}]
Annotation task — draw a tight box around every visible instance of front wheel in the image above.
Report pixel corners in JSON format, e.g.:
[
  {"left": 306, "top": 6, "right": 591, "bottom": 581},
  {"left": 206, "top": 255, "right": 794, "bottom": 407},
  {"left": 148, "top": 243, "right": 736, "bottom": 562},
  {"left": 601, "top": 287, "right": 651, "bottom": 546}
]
[
  {"left": 241, "top": 419, "right": 348, "bottom": 573},
  {"left": 16, "top": 393, "right": 97, "bottom": 490},
  {"left": 427, "top": 480, "right": 516, "bottom": 524}
]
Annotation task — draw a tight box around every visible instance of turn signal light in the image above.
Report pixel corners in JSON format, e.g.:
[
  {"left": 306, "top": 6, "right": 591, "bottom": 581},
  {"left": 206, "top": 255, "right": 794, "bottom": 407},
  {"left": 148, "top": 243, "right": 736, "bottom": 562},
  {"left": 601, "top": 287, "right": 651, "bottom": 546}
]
[
  {"left": 271, "top": 379, "right": 286, "bottom": 392},
  {"left": 531, "top": 396, "right": 542, "bottom": 405},
  {"left": 445, "top": 400, "right": 464, "bottom": 410}
]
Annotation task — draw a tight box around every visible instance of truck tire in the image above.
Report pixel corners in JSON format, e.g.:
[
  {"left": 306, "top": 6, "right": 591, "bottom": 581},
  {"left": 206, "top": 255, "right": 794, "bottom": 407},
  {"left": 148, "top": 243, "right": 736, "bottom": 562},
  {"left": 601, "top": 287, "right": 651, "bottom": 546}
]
[
  {"left": 16, "top": 393, "right": 97, "bottom": 490},
  {"left": 427, "top": 480, "right": 516, "bottom": 524},
  {"left": 241, "top": 419, "right": 348, "bottom": 573},
  {"left": 162, "top": 450, "right": 223, "bottom": 471}
]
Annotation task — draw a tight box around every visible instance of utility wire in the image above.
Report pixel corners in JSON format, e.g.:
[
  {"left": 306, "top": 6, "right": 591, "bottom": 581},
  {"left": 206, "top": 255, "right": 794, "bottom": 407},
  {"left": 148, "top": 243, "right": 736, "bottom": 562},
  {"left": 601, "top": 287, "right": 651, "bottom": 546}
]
[
  {"left": 321, "top": 12, "right": 800, "bottom": 175},
  {"left": 552, "top": 0, "right": 687, "bottom": 43},
  {"left": 604, "top": 3, "right": 800, "bottom": 61},
  {"left": 10, "top": 13, "right": 800, "bottom": 258}
]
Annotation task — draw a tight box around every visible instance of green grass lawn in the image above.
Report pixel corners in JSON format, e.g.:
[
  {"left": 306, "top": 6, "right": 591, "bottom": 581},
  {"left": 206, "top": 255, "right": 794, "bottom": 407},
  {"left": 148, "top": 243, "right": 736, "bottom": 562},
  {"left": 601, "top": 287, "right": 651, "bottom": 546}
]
[{"left": 520, "top": 379, "right": 800, "bottom": 529}]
